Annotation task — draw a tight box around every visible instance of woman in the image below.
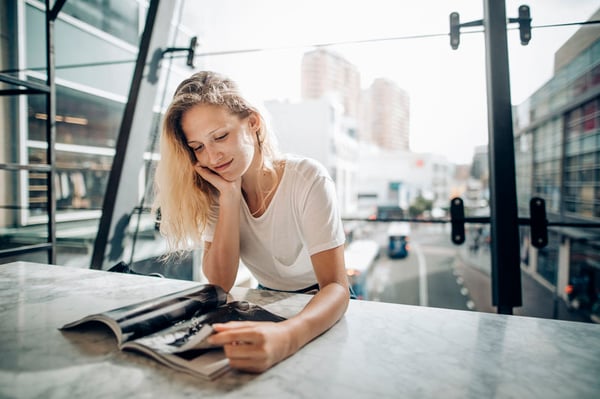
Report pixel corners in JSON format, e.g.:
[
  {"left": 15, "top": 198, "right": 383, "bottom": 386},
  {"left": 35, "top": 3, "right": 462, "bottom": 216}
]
[{"left": 154, "top": 71, "right": 349, "bottom": 373}]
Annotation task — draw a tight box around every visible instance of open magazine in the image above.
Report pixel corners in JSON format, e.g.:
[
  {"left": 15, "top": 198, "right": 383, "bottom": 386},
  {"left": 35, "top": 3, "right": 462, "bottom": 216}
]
[{"left": 60, "top": 284, "right": 286, "bottom": 380}]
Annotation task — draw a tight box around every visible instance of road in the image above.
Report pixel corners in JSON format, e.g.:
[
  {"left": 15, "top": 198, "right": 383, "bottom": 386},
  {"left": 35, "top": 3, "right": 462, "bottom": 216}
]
[
  {"left": 357, "top": 221, "right": 592, "bottom": 323},
  {"left": 362, "top": 222, "right": 473, "bottom": 312}
]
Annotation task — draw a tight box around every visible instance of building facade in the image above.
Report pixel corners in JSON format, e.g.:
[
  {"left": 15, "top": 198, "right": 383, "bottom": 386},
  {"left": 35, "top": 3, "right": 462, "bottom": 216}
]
[
  {"left": 265, "top": 98, "right": 359, "bottom": 217},
  {"left": 362, "top": 78, "right": 411, "bottom": 151},
  {"left": 1, "top": 0, "right": 197, "bottom": 272},
  {"left": 514, "top": 9, "right": 600, "bottom": 309},
  {"left": 301, "top": 48, "right": 361, "bottom": 120}
]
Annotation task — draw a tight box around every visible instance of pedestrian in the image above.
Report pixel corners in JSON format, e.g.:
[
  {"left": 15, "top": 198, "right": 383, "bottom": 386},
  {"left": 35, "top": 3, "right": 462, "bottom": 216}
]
[{"left": 153, "top": 71, "right": 350, "bottom": 373}]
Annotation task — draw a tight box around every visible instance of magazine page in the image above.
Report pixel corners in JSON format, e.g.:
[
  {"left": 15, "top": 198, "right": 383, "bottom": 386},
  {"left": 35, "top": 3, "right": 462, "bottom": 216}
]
[
  {"left": 126, "top": 301, "right": 286, "bottom": 351},
  {"left": 61, "top": 284, "right": 227, "bottom": 344},
  {"left": 121, "top": 301, "right": 287, "bottom": 378},
  {"left": 121, "top": 317, "right": 228, "bottom": 379}
]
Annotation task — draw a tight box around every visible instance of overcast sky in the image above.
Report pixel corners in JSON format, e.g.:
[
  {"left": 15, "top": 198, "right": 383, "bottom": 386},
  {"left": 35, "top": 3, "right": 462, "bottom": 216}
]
[{"left": 184, "top": 0, "right": 599, "bottom": 163}]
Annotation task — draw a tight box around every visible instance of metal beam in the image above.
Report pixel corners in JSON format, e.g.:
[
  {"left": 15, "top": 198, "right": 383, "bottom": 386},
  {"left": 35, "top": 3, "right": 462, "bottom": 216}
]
[
  {"left": 91, "top": 0, "right": 176, "bottom": 270},
  {"left": 45, "top": 0, "right": 57, "bottom": 264},
  {"left": 49, "top": 0, "right": 67, "bottom": 21},
  {"left": 483, "top": 0, "right": 522, "bottom": 314}
]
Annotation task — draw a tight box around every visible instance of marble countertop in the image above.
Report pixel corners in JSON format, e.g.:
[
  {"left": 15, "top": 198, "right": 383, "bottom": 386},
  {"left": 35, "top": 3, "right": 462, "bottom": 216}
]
[{"left": 1, "top": 261, "right": 599, "bottom": 399}]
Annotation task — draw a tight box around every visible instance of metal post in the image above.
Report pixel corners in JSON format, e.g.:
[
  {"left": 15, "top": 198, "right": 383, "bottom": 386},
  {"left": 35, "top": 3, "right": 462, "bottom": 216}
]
[
  {"left": 45, "top": 0, "right": 57, "bottom": 264},
  {"left": 483, "top": 0, "right": 522, "bottom": 314}
]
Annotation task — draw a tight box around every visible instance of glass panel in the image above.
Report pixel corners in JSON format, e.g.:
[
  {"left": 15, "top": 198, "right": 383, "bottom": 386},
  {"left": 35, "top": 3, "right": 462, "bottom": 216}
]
[
  {"left": 61, "top": 0, "right": 141, "bottom": 46},
  {"left": 27, "top": 80, "right": 123, "bottom": 148},
  {"left": 6, "top": 0, "right": 599, "bottom": 323},
  {"left": 0, "top": 169, "right": 49, "bottom": 255},
  {"left": 133, "top": 0, "right": 600, "bottom": 322},
  {"left": 26, "top": 82, "right": 121, "bottom": 216},
  {"left": 26, "top": 3, "right": 138, "bottom": 99}
]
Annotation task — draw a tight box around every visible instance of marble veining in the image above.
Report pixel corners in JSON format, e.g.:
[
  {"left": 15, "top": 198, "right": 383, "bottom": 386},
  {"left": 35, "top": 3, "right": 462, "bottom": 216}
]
[{"left": 1, "top": 261, "right": 599, "bottom": 399}]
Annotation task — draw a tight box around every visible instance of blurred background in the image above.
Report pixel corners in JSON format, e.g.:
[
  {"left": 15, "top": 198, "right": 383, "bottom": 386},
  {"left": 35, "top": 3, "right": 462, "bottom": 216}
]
[{"left": 1, "top": 0, "right": 599, "bottom": 323}]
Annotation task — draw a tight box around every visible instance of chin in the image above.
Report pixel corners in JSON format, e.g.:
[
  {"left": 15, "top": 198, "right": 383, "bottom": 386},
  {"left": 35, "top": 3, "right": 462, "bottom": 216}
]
[{"left": 220, "top": 172, "right": 240, "bottom": 182}]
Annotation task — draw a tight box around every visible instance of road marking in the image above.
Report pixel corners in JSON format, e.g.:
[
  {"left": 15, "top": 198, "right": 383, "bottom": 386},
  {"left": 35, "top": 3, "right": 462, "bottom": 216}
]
[
  {"left": 413, "top": 243, "right": 428, "bottom": 307},
  {"left": 367, "top": 261, "right": 390, "bottom": 302}
]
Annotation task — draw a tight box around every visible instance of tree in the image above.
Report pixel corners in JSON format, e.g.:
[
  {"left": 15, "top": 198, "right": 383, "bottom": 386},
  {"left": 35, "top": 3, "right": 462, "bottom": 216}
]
[{"left": 408, "top": 195, "right": 433, "bottom": 218}]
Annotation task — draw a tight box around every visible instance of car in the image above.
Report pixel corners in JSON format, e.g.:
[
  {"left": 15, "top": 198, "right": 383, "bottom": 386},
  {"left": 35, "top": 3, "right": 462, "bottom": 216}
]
[
  {"left": 387, "top": 222, "right": 410, "bottom": 259},
  {"left": 345, "top": 239, "right": 379, "bottom": 300}
]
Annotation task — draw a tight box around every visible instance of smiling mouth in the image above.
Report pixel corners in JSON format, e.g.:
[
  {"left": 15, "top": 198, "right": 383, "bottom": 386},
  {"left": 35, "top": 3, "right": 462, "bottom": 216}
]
[{"left": 213, "top": 160, "right": 233, "bottom": 172}]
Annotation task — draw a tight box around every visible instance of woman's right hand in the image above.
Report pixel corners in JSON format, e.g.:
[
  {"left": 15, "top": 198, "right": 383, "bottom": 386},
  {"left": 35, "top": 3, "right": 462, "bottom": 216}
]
[{"left": 194, "top": 162, "right": 241, "bottom": 198}]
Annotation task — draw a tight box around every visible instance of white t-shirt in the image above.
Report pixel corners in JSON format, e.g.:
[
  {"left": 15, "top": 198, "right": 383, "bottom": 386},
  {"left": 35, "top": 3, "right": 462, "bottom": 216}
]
[{"left": 202, "top": 155, "right": 346, "bottom": 291}]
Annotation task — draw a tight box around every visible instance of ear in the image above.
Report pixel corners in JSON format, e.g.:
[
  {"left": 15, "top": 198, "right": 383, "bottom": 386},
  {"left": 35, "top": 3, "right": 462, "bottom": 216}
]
[{"left": 247, "top": 112, "right": 261, "bottom": 132}]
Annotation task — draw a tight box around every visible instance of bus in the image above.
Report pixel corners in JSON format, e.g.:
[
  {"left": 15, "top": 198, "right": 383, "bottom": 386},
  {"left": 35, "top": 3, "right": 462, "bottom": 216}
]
[{"left": 387, "top": 222, "right": 411, "bottom": 259}]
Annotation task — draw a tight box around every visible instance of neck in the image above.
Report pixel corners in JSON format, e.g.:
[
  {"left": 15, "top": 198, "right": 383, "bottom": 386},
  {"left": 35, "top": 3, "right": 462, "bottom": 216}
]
[{"left": 242, "top": 157, "right": 282, "bottom": 217}]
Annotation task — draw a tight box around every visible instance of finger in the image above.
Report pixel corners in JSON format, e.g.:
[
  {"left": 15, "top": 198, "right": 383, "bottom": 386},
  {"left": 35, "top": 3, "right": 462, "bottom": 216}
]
[
  {"left": 208, "top": 330, "right": 251, "bottom": 346},
  {"left": 222, "top": 343, "right": 269, "bottom": 369},
  {"left": 208, "top": 328, "right": 263, "bottom": 346},
  {"left": 196, "top": 169, "right": 225, "bottom": 191},
  {"left": 194, "top": 164, "right": 217, "bottom": 182},
  {"left": 227, "top": 357, "right": 270, "bottom": 374},
  {"left": 212, "top": 321, "right": 257, "bottom": 331}
]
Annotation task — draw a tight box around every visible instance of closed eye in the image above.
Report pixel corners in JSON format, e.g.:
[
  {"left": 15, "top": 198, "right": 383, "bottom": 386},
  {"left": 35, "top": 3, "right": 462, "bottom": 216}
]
[{"left": 189, "top": 132, "right": 227, "bottom": 153}]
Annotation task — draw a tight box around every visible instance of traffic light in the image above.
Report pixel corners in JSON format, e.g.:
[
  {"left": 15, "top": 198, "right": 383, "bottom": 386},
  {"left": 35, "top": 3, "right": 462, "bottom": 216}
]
[
  {"left": 518, "top": 5, "right": 531, "bottom": 45},
  {"left": 450, "top": 12, "right": 460, "bottom": 50}
]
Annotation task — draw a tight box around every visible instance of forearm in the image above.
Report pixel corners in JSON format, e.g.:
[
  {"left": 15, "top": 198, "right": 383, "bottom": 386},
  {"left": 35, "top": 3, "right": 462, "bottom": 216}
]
[
  {"left": 282, "top": 281, "right": 349, "bottom": 355},
  {"left": 202, "top": 193, "right": 241, "bottom": 291}
]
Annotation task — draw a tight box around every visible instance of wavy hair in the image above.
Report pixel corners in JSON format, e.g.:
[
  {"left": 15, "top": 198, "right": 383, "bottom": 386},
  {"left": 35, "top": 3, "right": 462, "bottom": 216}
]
[{"left": 153, "top": 71, "right": 278, "bottom": 254}]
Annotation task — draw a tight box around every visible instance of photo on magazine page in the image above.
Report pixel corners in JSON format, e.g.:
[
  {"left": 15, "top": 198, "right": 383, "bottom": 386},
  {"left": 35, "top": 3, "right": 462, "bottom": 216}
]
[
  {"left": 124, "top": 300, "right": 288, "bottom": 354},
  {"left": 60, "top": 284, "right": 228, "bottom": 344}
]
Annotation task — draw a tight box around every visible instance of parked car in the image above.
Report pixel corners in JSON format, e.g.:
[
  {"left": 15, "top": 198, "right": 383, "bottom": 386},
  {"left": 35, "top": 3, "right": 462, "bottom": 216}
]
[
  {"left": 345, "top": 239, "right": 379, "bottom": 300},
  {"left": 387, "top": 222, "right": 410, "bottom": 259}
]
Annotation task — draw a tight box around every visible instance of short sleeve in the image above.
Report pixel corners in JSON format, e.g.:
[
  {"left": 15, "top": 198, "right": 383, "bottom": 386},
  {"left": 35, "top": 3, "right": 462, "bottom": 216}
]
[{"left": 299, "top": 174, "right": 346, "bottom": 256}]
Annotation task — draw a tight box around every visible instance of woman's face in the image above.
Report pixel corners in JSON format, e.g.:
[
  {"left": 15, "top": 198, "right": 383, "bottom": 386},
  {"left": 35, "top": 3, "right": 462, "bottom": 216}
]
[{"left": 181, "top": 104, "right": 259, "bottom": 181}]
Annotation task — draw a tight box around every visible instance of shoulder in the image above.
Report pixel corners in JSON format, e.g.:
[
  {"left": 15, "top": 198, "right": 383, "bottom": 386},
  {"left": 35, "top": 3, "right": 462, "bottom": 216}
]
[{"left": 283, "top": 154, "right": 332, "bottom": 183}]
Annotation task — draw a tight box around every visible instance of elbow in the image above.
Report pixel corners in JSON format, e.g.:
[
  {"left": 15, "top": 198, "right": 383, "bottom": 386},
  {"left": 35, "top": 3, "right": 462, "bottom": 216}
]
[{"left": 204, "top": 271, "right": 235, "bottom": 292}]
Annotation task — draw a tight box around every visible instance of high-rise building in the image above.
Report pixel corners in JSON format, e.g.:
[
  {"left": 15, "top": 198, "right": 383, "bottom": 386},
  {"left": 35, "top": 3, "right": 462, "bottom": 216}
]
[
  {"left": 362, "top": 78, "right": 410, "bottom": 151},
  {"left": 301, "top": 49, "right": 410, "bottom": 151},
  {"left": 301, "top": 48, "right": 361, "bottom": 119}
]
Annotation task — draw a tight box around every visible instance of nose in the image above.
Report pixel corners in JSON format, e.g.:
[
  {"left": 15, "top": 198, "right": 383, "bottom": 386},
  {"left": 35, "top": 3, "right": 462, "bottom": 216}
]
[{"left": 204, "top": 145, "right": 223, "bottom": 166}]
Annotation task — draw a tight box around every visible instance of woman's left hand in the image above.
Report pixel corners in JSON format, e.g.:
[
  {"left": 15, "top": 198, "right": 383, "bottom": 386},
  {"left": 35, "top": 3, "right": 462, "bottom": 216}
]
[{"left": 207, "top": 321, "right": 294, "bottom": 373}]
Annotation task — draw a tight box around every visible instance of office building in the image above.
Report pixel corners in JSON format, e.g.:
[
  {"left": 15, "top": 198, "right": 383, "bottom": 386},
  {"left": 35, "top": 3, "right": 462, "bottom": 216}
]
[
  {"left": 1, "top": 0, "right": 197, "bottom": 273},
  {"left": 301, "top": 48, "right": 361, "bottom": 120},
  {"left": 362, "top": 78, "right": 410, "bottom": 151},
  {"left": 514, "top": 8, "right": 600, "bottom": 304}
]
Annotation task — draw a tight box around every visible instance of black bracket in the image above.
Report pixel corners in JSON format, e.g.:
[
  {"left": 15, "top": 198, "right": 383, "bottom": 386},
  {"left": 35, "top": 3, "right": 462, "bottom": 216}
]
[
  {"left": 449, "top": 5, "right": 531, "bottom": 49},
  {"left": 148, "top": 36, "right": 197, "bottom": 84},
  {"left": 448, "top": 196, "right": 548, "bottom": 249},
  {"left": 450, "top": 197, "right": 466, "bottom": 245},
  {"left": 529, "top": 197, "right": 548, "bottom": 248}
]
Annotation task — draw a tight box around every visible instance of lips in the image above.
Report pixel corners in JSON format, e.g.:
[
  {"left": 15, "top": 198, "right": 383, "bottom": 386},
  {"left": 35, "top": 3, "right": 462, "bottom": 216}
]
[{"left": 213, "top": 159, "right": 233, "bottom": 173}]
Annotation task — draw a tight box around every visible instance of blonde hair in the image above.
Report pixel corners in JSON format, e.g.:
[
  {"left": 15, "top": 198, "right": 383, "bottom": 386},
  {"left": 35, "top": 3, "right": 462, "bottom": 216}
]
[{"left": 153, "top": 71, "right": 278, "bottom": 255}]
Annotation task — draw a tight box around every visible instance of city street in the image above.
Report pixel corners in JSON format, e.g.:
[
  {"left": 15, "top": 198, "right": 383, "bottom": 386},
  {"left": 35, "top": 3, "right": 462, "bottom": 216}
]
[
  {"left": 362, "top": 222, "right": 471, "bottom": 311},
  {"left": 359, "top": 221, "right": 591, "bottom": 323}
]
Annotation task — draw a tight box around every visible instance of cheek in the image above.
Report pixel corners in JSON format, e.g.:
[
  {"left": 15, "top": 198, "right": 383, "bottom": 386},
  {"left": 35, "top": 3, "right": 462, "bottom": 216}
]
[{"left": 239, "top": 131, "right": 257, "bottom": 156}]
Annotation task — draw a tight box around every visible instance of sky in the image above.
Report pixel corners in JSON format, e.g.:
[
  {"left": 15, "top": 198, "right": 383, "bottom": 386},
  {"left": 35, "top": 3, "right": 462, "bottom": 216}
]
[{"left": 182, "top": 0, "right": 599, "bottom": 164}]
